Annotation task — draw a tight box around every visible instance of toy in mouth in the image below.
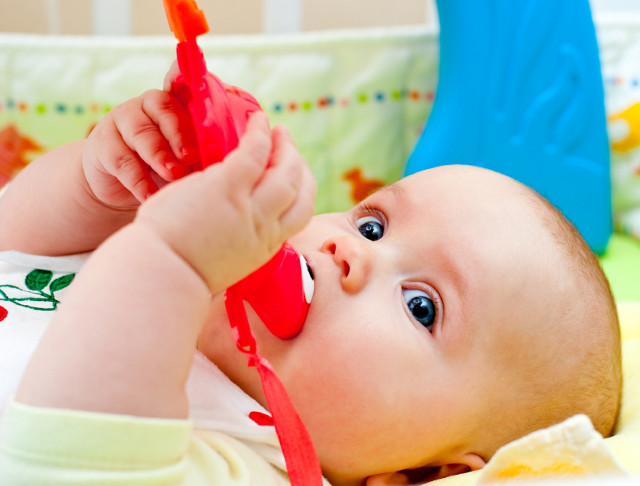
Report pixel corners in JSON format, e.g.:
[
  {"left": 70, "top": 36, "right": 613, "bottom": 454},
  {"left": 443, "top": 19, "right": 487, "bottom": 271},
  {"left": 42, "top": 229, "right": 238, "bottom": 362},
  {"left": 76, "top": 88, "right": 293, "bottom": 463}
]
[
  {"left": 231, "top": 243, "right": 315, "bottom": 339},
  {"left": 163, "top": 0, "right": 314, "bottom": 339}
]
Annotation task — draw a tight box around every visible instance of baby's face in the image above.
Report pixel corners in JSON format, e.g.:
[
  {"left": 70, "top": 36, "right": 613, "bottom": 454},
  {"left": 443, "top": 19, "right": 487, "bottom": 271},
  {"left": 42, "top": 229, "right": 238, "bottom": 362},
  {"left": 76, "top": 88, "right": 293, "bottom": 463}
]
[{"left": 203, "top": 165, "right": 563, "bottom": 485}]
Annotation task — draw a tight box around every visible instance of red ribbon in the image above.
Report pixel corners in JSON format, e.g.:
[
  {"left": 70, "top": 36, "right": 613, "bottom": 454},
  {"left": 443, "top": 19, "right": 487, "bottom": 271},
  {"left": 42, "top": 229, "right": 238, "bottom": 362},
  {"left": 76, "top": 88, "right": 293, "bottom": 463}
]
[{"left": 225, "top": 286, "right": 324, "bottom": 486}]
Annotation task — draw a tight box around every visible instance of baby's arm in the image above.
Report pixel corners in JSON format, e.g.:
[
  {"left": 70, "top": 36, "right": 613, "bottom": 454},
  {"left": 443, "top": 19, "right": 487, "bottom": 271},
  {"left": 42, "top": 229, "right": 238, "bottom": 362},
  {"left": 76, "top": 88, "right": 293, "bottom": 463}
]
[
  {"left": 15, "top": 112, "right": 315, "bottom": 419},
  {"left": 0, "top": 89, "right": 198, "bottom": 255}
]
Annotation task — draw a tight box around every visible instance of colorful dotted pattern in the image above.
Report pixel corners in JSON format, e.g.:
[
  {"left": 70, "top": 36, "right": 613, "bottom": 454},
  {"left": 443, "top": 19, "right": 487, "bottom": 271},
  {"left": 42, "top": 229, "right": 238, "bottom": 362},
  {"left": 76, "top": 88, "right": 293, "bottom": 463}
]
[
  {"left": 2, "top": 78, "right": 638, "bottom": 116},
  {"left": 0, "top": 99, "right": 113, "bottom": 115},
  {"left": 271, "top": 89, "right": 434, "bottom": 113},
  {"left": 0, "top": 89, "right": 434, "bottom": 117},
  {"left": 604, "top": 76, "right": 640, "bottom": 88}
]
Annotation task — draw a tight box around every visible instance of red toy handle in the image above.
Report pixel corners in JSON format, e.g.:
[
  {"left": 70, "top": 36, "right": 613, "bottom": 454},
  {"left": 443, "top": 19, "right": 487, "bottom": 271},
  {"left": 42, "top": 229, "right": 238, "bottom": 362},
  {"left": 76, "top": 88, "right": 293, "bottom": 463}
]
[
  {"left": 164, "top": 0, "right": 313, "bottom": 339},
  {"left": 163, "top": 3, "right": 321, "bottom": 484},
  {"left": 164, "top": 0, "right": 260, "bottom": 169},
  {"left": 171, "top": 42, "right": 261, "bottom": 169},
  {"left": 166, "top": 21, "right": 311, "bottom": 338}
]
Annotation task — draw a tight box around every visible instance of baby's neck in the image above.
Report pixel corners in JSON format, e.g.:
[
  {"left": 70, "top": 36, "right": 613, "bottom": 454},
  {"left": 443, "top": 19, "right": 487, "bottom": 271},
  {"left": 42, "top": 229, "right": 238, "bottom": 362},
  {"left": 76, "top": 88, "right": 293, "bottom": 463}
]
[{"left": 197, "top": 294, "right": 267, "bottom": 407}]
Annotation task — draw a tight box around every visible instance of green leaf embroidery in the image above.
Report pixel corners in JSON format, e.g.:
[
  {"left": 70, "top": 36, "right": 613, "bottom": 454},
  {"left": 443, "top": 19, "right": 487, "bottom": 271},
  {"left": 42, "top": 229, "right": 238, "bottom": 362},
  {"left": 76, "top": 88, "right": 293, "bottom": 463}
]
[
  {"left": 1, "top": 269, "right": 76, "bottom": 312},
  {"left": 25, "top": 269, "right": 53, "bottom": 291},
  {"left": 50, "top": 274, "right": 75, "bottom": 292}
]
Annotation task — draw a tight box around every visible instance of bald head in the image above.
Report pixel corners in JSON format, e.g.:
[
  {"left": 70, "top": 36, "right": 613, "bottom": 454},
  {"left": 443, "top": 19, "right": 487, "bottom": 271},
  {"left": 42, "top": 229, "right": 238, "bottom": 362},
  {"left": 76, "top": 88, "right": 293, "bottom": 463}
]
[
  {"left": 474, "top": 178, "right": 621, "bottom": 457},
  {"left": 522, "top": 186, "right": 620, "bottom": 437}
]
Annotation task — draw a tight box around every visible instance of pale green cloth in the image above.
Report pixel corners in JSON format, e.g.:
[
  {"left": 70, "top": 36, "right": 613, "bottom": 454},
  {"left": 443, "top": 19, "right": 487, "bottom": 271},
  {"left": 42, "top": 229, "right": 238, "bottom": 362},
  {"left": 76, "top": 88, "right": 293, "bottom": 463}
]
[{"left": 0, "top": 398, "right": 292, "bottom": 486}]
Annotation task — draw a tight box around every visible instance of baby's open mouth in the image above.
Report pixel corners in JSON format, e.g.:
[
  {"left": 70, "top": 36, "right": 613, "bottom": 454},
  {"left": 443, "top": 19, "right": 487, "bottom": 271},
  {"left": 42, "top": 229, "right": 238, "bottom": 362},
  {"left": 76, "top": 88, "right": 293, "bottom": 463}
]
[{"left": 300, "top": 254, "right": 315, "bottom": 304}]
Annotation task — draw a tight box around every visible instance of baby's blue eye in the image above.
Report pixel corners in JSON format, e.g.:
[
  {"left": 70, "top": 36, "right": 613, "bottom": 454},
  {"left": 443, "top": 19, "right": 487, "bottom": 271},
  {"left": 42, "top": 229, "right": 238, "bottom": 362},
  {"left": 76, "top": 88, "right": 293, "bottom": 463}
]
[
  {"left": 403, "top": 289, "right": 436, "bottom": 331},
  {"left": 356, "top": 216, "right": 384, "bottom": 241}
]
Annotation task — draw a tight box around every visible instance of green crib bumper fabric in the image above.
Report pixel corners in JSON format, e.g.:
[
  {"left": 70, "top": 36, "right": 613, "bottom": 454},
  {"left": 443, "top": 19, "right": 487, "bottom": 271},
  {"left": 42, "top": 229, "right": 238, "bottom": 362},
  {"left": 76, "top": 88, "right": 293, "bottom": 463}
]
[{"left": 600, "top": 233, "right": 640, "bottom": 303}]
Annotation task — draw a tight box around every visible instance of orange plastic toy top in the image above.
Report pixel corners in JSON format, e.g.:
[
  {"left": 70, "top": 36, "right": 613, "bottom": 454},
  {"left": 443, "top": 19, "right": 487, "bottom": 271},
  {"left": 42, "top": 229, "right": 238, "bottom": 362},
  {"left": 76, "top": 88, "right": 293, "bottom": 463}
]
[{"left": 163, "top": 0, "right": 209, "bottom": 42}]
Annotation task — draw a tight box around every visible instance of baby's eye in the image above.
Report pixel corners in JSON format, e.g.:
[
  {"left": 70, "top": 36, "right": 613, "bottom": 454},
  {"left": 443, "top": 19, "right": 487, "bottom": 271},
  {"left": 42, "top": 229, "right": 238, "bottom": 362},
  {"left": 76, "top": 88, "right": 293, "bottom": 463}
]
[
  {"left": 403, "top": 289, "right": 436, "bottom": 332},
  {"left": 356, "top": 215, "right": 384, "bottom": 241}
]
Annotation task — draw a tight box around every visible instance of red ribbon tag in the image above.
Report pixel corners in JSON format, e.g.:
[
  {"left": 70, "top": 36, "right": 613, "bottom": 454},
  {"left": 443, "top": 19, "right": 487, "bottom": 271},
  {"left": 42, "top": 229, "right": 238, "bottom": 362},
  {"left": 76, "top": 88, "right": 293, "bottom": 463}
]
[{"left": 225, "top": 286, "right": 324, "bottom": 486}]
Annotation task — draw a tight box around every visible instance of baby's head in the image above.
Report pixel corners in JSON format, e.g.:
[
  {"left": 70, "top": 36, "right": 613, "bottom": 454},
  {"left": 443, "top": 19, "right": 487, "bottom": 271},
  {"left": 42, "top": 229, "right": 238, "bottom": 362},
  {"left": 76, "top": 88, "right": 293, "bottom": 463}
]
[{"left": 201, "top": 164, "right": 621, "bottom": 486}]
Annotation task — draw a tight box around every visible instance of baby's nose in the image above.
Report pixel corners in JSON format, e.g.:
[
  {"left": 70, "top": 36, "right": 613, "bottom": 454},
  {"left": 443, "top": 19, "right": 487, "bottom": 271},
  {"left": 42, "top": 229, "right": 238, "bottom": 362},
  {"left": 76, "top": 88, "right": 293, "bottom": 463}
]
[{"left": 321, "top": 235, "right": 371, "bottom": 294}]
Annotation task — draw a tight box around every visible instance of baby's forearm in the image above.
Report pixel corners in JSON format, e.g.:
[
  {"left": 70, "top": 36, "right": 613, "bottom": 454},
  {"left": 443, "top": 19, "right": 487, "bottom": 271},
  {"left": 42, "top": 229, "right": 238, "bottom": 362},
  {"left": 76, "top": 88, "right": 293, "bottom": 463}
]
[
  {"left": 0, "top": 141, "right": 135, "bottom": 255},
  {"left": 15, "top": 222, "right": 211, "bottom": 419}
]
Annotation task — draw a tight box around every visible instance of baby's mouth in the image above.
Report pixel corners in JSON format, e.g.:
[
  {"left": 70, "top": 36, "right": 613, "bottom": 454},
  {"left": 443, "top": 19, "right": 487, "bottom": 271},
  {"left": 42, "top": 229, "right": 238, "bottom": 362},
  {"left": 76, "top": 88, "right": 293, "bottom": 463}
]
[
  {"left": 230, "top": 244, "right": 315, "bottom": 339},
  {"left": 299, "top": 254, "right": 315, "bottom": 305}
]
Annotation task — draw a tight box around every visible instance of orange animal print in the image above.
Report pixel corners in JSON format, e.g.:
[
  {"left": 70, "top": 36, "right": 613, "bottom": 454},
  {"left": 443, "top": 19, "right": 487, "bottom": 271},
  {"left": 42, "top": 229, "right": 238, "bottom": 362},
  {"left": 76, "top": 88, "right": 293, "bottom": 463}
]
[
  {"left": 0, "top": 124, "right": 43, "bottom": 188},
  {"left": 610, "top": 102, "right": 640, "bottom": 153},
  {"left": 86, "top": 122, "right": 97, "bottom": 138},
  {"left": 343, "top": 167, "right": 386, "bottom": 204}
]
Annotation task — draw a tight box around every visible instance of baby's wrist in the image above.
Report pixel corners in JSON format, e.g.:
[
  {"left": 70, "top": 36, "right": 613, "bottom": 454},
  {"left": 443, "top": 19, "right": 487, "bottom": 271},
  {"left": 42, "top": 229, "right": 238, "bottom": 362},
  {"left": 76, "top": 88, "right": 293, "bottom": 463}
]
[
  {"left": 129, "top": 215, "right": 227, "bottom": 294},
  {"left": 120, "top": 220, "right": 215, "bottom": 299}
]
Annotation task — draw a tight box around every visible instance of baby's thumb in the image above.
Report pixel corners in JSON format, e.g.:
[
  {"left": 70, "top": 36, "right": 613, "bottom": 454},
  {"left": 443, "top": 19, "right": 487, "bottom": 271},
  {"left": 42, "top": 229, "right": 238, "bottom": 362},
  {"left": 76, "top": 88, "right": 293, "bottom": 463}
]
[
  {"left": 163, "top": 60, "right": 181, "bottom": 92},
  {"left": 220, "top": 111, "right": 272, "bottom": 185}
]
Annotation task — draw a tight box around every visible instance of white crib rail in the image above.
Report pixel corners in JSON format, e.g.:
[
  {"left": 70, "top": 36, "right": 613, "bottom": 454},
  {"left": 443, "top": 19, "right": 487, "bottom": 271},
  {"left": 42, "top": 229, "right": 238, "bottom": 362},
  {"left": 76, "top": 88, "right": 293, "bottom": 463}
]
[
  {"left": 263, "top": 0, "right": 302, "bottom": 33},
  {"left": 3, "top": 0, "right": 640, "bottom": 36},
  {"left": 88, "top": 0, "right": 304, "bottom": 36},
  {"left": 93, "top": 0, "right": 132, "bottom": 36},
  {"left": 27, "top": 0, "right": 436, "bottom": 36},
  {"left": 44, "top": 0, "right": 61, "bottom": 35}
]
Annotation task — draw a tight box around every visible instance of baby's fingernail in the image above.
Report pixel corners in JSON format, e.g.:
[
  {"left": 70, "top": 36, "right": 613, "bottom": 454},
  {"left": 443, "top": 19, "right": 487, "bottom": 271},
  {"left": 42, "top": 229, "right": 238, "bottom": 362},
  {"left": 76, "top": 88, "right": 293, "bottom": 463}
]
[
  {"left": 166, "top": 162, "right": 186, "bottom": 179},
  {"left": 279, "top": 126, "right": 290, "bottom": 138},
  {"left": 180, "top": 146, "right": 199, "bottom": 165}
]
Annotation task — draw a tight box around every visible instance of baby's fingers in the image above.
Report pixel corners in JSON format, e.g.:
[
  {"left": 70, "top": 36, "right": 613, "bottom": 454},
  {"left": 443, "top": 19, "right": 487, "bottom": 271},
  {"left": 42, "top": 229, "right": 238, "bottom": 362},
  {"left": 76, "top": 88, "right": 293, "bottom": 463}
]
[
  {"left": 277, "top": 154, "right": 316, "bottom": 237},
  {"left": 220, "top": 111, "right": 273, "bottom": 190},
  {"left": 141, "top": 90, "right": 198, "bottom": 167},
  {"left": 163, "top": 60, "right": 181, "bottom": 92},
  {"left": 116, "top": 91, "right": 197, "bottom": 181},
  {"left": 254, "top": 126, "right": 315, "bottom": 233},
  {"left": 87, "top": 123, "right": 159, "bottom": 203}
]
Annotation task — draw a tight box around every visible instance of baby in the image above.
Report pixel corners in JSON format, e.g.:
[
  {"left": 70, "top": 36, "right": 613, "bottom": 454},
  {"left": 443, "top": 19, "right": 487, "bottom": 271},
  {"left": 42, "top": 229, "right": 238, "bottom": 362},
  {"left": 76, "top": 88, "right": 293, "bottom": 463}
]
[{"left": 0, "top": 71, "right": 621, "bottom": 485}]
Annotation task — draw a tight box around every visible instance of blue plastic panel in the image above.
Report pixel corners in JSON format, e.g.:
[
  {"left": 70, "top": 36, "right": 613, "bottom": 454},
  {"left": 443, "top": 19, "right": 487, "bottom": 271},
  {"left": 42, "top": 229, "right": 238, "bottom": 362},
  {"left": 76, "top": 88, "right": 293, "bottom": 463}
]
[{"left": 405, "top": 0, "right": 612, "bottom": 254}]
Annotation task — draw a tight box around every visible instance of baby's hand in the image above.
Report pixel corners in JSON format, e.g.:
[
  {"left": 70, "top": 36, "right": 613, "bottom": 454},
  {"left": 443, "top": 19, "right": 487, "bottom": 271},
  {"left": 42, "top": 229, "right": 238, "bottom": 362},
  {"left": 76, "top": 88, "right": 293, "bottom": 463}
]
[
  {"left": 82, "top": 89, "right": 199, "bottom": 210},
  {"left": 136, "top": 112, "right": 316, "bottom": 293}
]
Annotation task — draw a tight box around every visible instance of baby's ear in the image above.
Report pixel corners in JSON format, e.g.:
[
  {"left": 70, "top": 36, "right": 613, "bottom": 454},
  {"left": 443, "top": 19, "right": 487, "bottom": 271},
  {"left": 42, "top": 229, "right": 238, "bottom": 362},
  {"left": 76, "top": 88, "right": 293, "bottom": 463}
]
[{"left": 365, "top": 453, "right": 485, "bottom": 485}]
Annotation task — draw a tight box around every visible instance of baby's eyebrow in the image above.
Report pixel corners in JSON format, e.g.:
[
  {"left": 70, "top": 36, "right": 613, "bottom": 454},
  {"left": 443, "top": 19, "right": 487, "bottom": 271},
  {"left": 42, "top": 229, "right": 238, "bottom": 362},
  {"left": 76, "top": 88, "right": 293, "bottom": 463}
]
[{"left": 372, "top": 181, "right": 406, "bottom": 203}]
